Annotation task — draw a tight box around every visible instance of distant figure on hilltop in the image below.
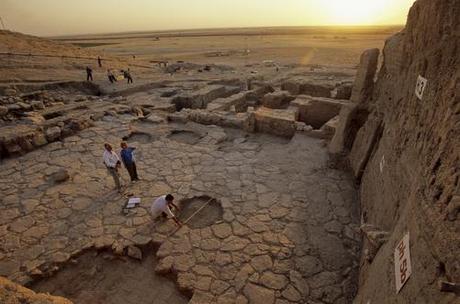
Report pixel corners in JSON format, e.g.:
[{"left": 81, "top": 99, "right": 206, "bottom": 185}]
[
  {"left": 107, "top": 69, "right": 116, "bottom": 84},
  {"left": 123, "top": 69, "right": 133, "bottom": 84},
  {"left": 98, "top": 56, "right": 102, "bottom": 68},
  {"left": 86, "top": 66, "right": 93, "bottom": 82}
]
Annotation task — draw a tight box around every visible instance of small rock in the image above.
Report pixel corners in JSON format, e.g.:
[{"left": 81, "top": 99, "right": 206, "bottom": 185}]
[
  {"left": 281, "top": 285, "right": 302, "bottom": 302},
  {"left": 155, "top": 256, "right": 173, "bottom": 274},
  {"left": 29, "top": 268, "right": 43, "bottom": 276},
  {"left": 304, "top": 125, "right": 314, "bottom": 132},
  {"left": 6, "top": 103, "right": 21, "bottom": 112},
  {"left": 90, "top": 112, "right": 105, "bottom": 121},
  {"left": 296, "top": 122, "right": 307, "bottom": 131},
  {"left": 16, "top": 102, "right": 32, "bottom": 111},
  {"left": 45, "top": 126, "right": 62, "bottom": 141},
  {"left": 143, "top": 113, "right": 165, "bottom": 124},
  {"left": 127, "top": 245, "right": 143, "bottom": 260},
  {"left": 360, "top": 224, "right": 389, "bottom": 249},
  {"left": 4, "top": 88, "right": 17, "bottom": 96},
  {"left": 30, "top": 100, "right": 45, "bottom": 110},
  {"left": 0, "top": 106, "right": 8, "bottom": 117},
  {"left": 32, "top": 133, "right": 48, "bottom": 147},
  {"left": 131, "top": 105, "right": 144, "bottom": 117},
  {"left": 22, "top": 113, "right": 45, "bottom": 125},
  {"left": 447, "top": 196, "right": 460, "bottom": 221},
  {"left": 49, "top": 169, "right": 70, "bottom": 183},
  {"left": 260, "top": 272, "right": 288, "bottom": 290},
  {"left": 243, "top": 283, "right": 275, "bottom": 304}
]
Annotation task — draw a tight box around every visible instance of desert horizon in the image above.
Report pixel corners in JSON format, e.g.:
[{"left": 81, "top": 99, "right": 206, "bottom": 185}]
[{"left": 47, "top": 24, "right": 405, "bottom": 39}]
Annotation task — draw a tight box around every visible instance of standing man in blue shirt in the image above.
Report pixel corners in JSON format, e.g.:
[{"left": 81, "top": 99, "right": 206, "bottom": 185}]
[{"left": 120, "top": 142, "right": 139, "bottom": 182}]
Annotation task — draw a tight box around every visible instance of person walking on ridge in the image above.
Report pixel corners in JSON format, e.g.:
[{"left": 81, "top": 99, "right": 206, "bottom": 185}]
[
  {"left": 86, "top": 66, "right": 93, "bottom": 82},
  {"left": 107, "top": 69, "right": 116, "bottom": 83},
  {"left": 123, "top": 69, "right": 133, "bottom": 84}
]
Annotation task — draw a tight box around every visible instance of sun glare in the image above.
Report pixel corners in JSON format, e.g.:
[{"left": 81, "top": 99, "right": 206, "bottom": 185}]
[{"left": 325, "top": 0, "right": 389, "bottom": 25}]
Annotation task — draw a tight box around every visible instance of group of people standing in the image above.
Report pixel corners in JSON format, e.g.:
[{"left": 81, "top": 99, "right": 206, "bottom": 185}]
[
  {"left": 85, "top": 56, "right": 134, "bottom": 84},
  {"left": 102, "top": 142, "right": 139, "bottom": 192},
  {"left": 102, "top": 142, "right": 183, "bottom": 226}
]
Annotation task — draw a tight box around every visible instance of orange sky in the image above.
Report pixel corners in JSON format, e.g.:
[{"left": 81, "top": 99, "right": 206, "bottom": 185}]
[{"left": 0, "top": 0, "right": 416, "bottom": 36}]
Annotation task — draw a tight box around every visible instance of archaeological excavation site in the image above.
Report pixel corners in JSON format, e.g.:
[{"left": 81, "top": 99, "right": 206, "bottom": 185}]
[{"left": 0, "top": 0, "right": 458, "bottom": 303}]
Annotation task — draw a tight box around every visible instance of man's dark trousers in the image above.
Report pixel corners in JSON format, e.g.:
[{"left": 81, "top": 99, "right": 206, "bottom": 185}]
[{"left": 125, "top": 162, "right": 138, "bottom": 181}]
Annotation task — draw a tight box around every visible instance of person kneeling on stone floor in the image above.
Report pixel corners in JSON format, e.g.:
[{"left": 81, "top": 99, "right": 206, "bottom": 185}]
[
  {"left": 150, "top": 194, "right": 182, "bottom": 226},
  {"left": 102, "top": 143, "right": 122, "bottom": 192},
  {"left": 120, "top": 142, "right": 139, "bottom": 182}
]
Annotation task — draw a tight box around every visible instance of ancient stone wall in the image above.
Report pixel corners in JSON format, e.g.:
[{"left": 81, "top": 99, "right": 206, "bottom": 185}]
[{"left": 346, "top": 0, "right": 460, "bottom": 303}]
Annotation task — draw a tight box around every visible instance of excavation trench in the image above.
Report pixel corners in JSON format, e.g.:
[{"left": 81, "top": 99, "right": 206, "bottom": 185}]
[
  {"left": 29, "top": 245, "right": 190, "bottom": 304},
  {"left": 168, "top": 130, "right": 203, "bottom": 145},
  {"left": 179, "top": 196, "right": 223, "bottom": 229}
]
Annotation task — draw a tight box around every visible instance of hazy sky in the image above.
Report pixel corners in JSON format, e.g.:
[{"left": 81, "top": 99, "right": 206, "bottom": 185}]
[{"left": 0, "top": 0, "right": 416, "bottom": 36}]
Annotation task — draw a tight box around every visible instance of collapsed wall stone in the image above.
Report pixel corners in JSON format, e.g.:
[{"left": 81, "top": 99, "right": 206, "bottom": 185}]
[
  {"left": 350, "top": 48, "right": 379, "bottom": 104},
  {"left": 339, "top": 0, "right": 460, "bottom": 303}
]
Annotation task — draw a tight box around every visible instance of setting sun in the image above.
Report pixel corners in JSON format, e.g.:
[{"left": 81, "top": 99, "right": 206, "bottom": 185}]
[{"left": 324, "top": 0, "right": 390, "bottom": 25}]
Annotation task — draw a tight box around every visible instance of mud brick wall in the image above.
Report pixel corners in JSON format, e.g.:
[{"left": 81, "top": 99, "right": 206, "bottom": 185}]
[{"left": 349, "top": 0, "right": 460, "bottom": 303}]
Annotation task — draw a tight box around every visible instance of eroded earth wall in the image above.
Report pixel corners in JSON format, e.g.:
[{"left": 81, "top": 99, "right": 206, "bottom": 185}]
[
  {"left": 0, "top": 276, "right": 72, "bottom": 304},
  {"left": 349, "top": 0, "right": 459, "bottom": 303}
]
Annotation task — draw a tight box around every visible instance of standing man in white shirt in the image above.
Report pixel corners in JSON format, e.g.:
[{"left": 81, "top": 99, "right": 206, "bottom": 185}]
[
  {"left": 150, "top": 194, "right": 182, "bottom": 226},
  {"left": 102, "top": 143, "right": 122, "bottom": 192}
]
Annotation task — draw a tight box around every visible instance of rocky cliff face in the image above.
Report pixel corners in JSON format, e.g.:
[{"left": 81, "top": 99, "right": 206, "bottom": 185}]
[{"left": 337, "top": 0, "right": 459, "bottom": 303}]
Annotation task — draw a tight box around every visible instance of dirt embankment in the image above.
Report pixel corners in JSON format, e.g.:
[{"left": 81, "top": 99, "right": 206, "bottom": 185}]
[
  {"left": 337, "top": 0, "right": 459, "bottom": 303},
  {"left": 0, "top": 30, "right": 132, "bottom": 84}
]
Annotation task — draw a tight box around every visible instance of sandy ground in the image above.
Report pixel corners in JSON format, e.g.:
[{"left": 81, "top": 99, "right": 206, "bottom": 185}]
[{"left": 1, "top": 26, "right": 400, "bottom": 84}]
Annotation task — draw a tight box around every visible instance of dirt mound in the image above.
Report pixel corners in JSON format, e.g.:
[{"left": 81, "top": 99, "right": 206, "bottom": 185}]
[
  {"left": 0, "top": 30, "right": 95, "bottom": 56},
  {"left": 0, "top": 30, "right": 126, "bottom": 83}
]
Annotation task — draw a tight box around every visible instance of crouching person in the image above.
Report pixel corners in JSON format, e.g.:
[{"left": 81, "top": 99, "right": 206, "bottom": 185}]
[{"left": 150, "top": 194, "right": 182, "bottom": 226}]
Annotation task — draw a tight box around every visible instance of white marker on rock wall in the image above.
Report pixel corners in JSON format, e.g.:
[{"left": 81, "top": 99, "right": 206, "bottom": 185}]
[
  {"left": 379, "top": 155, "right": 385, "bottom": 173},
  {"left": 395, "top": 232, "right": 412, "bottom": 293},
  {"left": 415, "top": 75, "right": 428, "bottom": 100}
]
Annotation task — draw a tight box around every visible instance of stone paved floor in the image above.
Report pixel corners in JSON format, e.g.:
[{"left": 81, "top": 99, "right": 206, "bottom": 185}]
[{"left": 0, "top": 116, "right": 360, "bottom": 304}]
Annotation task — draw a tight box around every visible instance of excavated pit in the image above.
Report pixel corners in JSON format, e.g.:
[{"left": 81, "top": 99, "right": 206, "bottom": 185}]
[
  {"left": 122, "top": 131, "right": 156, "bottom": 144},
  {"left": 30, "top": 247, "right": 189, "bottom": 304},
  {"left": 179, "top": 196, "right": 223, "bottom": 229},
  {"left": 168, "top": 130, "right": 202, "bottom": 145}
]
